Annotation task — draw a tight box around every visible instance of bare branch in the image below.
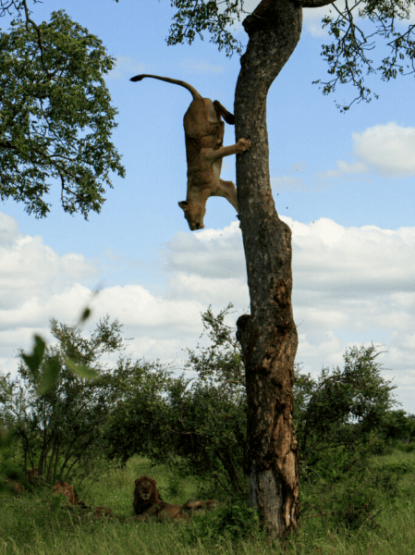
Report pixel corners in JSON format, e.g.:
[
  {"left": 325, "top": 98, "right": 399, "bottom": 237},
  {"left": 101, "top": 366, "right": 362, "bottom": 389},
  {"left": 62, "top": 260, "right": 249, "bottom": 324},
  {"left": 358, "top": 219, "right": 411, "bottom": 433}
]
[{"left": 299, "top": 0, "right": 335, "bottom": 7}]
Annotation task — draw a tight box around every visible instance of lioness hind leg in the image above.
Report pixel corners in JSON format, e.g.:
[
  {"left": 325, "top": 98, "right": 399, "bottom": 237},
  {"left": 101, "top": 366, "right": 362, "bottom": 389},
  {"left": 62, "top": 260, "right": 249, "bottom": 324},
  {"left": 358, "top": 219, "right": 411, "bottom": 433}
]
[
  {"left": 213, "top": 100, "right": 235, "bottom": 125},
  {"left": 217, "top": 179, "right": 238, "bottom": 212}
]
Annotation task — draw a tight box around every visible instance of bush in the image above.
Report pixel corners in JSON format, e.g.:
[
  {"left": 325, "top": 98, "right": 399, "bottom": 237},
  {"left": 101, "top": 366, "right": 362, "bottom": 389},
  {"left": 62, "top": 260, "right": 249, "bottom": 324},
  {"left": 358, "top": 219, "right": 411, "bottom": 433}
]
[
  {"left": 301, "top": 459, "right": 401, "bottom": 534},
  {"left": 0, "top": 314, "right": 130, "bottom": 486},
  {"left": 181, "top": 500, "right": 268, "bottom": 545}
]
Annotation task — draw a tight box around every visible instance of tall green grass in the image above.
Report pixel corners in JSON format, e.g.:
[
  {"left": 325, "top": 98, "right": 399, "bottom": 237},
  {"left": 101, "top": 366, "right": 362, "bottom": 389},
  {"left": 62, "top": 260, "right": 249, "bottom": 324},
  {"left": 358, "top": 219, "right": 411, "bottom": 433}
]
[{"left": 1, "top": 448, "right": 415, "bottom": 555}]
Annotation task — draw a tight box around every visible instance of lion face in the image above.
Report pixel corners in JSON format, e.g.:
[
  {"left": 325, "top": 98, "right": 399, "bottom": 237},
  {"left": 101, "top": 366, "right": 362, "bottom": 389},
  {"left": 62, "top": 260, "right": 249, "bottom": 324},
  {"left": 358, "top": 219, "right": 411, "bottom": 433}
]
[
  {"left": 136, "top": 479, "right": 154, "bottom": 501},
  {"left": 178, "top": 200, "right": 206, "bottom": 231},
  {"left": 133, "top": 475, "right": 160, "bottom": 508},
  {"left": 52, "top": 481, "right": 78, "bottom": 506}
]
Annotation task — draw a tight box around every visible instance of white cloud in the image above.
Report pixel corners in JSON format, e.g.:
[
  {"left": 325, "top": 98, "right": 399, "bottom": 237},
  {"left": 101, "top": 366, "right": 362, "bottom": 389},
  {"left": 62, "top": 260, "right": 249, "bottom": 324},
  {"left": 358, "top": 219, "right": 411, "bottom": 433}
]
[
  {"left": 320, "top": 160, "right": 369, "bottom": 179},
  {"left": 302, "top": 2, "right": 338, "bottom": 38},
  {"left": 290, "top": 162, "right": 308, "bottom": 173},
  {"left": 106, "top": 56, "right": 146, "bottom": 81},
  {"left": 1, "top": 213, "right": 414, "bottom": 413},
  {"left": 271, "top": 176, "right": 307, "bottom": 192},
  {"left": 320, "top": 122, "right": 415, "bottom": 180},
  {"left": 0, "top": 213, "right": 97, "bottom": 312},
  {"left": 353, "top": 123, "right": 415, "bottom": 176},
  {"left": 179, "top": 59, "right": 225, "bottom": 75}
]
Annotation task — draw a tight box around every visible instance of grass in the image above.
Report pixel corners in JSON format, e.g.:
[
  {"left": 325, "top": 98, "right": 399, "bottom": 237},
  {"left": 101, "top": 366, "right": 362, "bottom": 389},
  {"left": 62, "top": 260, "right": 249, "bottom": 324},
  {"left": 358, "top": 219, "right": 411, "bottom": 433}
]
[{"left": 1, "top": 446, "right": 415, "bottom": 555}]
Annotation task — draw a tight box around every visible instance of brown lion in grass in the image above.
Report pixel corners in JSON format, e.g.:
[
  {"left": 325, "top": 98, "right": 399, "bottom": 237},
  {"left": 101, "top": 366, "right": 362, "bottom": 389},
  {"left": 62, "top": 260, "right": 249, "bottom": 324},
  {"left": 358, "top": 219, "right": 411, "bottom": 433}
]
[
  {"left": 3, "top": 465, "right": 40, "bottom": 494},
  {"left": 133, "top": 475, "right": 220, "bottom": 521},
  {"left": 4, "top": 478, "right": 23, "bottom": 494},
  {"left": 52, "top": 481, "right": 80, "bottom": 506},
  {"left": 52, "top": 480, "right": 115, "bottom": 519}
]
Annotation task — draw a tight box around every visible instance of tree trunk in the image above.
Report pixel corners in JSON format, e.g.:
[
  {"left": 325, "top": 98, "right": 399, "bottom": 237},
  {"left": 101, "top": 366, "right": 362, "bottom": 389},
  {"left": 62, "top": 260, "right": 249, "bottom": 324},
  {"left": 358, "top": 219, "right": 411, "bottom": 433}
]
[{"left": 234, "top": 0, "right": 302, "bottom": 537}]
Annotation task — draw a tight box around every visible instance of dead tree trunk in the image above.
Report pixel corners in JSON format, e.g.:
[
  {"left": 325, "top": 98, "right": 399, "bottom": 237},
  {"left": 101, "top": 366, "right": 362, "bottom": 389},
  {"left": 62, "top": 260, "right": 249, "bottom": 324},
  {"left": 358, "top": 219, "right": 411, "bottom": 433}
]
[{"left": 234, "top": 0, "right": 303, "bottom": 537}]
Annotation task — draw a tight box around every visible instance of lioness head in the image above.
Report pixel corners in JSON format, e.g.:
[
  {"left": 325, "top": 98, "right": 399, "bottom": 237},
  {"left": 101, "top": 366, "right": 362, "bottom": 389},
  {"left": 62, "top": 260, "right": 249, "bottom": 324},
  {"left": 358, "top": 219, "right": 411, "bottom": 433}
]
[
  {"left": 52, "top": 481, "right": 79, "bottom": 506},
  {"left": 178, "top": 200, "right": 206, "bottom": 231}
]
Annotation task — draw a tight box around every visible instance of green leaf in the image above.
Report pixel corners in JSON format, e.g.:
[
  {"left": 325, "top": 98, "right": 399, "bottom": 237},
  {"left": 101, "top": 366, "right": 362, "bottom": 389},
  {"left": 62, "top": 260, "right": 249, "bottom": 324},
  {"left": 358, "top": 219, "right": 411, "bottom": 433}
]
[
  {"left": 79, "top": 307, "right": 92, "bottom": 323},
  {"left": 0, "top": 427, "right": 15, "bottom": 450},
  {"left": 37, "top": 355, "right": 61, "bottom": 395},
  {"left": 21, "top": 335, "right": 46, "bottom": 378},
  {"left": 65, "top": 358, "right": 98, "bottom": 379}
]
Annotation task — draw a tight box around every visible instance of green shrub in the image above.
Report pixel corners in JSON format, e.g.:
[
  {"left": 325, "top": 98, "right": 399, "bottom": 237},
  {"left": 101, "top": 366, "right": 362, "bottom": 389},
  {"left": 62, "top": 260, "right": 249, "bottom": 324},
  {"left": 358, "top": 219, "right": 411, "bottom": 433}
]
[{"left": 181, "top": 501, "right": 268, "bottom": 545}]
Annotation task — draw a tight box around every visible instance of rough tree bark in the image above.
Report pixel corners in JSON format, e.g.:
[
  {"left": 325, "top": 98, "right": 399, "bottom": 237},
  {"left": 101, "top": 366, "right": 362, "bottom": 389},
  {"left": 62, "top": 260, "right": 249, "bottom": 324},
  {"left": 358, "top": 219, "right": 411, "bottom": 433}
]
[{"left": 235, "top": 0, "right": 334, "bottom": 537}]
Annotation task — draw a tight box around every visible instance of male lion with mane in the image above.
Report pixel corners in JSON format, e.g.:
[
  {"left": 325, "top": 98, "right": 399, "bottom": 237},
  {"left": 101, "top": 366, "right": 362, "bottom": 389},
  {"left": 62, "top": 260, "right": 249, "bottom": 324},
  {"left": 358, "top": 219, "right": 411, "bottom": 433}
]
[{"left": 133, "top": 475, "right": 220, "bottom": 521}]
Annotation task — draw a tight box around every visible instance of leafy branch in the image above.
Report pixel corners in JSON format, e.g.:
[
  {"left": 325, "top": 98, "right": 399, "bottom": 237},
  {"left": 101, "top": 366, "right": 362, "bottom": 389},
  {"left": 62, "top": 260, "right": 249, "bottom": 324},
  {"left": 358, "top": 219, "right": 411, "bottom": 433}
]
[
  {"left": 0, "top": 7, "right": 125, "bottom": 218},
  {"left": 313, "top": 0, "right": 415, "bottom": 111}
]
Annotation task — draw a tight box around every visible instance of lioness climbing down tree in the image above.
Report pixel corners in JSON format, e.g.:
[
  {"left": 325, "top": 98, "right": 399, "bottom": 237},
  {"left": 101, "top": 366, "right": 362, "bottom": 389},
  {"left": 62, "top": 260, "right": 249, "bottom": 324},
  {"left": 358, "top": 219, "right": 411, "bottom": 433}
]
[{"left": 130, "top": 74, "right": 251, "bottom": 231}]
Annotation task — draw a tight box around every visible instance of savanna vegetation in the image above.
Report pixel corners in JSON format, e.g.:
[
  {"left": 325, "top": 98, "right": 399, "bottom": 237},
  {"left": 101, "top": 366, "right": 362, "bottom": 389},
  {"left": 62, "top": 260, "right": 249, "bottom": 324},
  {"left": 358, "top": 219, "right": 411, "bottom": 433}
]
[
  {"left": 2, "top": 0, "right": 415, "bottom": 535},
  {"left": 1, "top": 303, "right": 415, "bottom": 554}
]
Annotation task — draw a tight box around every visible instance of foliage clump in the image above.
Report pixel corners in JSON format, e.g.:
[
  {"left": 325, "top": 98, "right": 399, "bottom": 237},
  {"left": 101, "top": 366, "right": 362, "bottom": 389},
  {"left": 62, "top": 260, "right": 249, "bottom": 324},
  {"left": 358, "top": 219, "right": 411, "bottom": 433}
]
[
  {"left": 0, "top": 314, "right": 128, "bottom": 488},
  {"left": 1, "top": 302, "right": 413, "bottom": 535},
  {"left": 0, "top": 8, "right": 125, "bottom": 218}
]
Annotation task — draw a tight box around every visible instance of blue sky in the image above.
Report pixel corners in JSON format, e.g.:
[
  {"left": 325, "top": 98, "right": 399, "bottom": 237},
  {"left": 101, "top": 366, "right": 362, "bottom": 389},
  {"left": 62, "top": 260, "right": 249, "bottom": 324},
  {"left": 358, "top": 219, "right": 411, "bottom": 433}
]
[{"left": 1, "top": 0, "right": 415, "bottom": 413}]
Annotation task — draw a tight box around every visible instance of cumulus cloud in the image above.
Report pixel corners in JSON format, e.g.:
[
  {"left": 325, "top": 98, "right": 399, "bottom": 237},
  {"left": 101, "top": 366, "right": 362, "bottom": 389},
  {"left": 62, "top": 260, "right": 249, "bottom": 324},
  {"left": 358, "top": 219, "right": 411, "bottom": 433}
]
[
  {"left": 271, "top": 176, "right": 307, "bottom": 192},
  {"left": 319, "top": 122, "right": 415, "bottom": 180},
  {"left": 270, "top": 163, "right": 308, "bottom": 192},
  {"left": 353, "top": 123, "right": 415, "bottom": 176},
  {"left": 302, "top": 2, "right": 339, "bottom": 38},
  {"left": 106, "top": 56, "right": 146, "bottom": 81},
  {"left": 0, "top": 213, "right": 97, "bottom": 312},
  {"left": 290, "top": 162, "right": 308, "bottom": 173},
  {"left": 179, "top": 59, "right": 225, "bottom": 75},
  {"left": 1, "top": 212, "right": 414, "bottom": 412}
]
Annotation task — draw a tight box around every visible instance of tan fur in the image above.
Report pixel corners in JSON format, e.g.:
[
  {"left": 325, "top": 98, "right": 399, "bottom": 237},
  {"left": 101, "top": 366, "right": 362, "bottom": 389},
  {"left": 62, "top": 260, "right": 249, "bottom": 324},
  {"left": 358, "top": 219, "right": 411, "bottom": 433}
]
[
  {"left": 52, "top": 480, "right": 115, "bottom": 518},
  {"left": 131, "top": 74, "right": 251, "bottom": 230},
  {"left": 181, "top": 498, "right": 221, "bottom": 515},
  {"left": 52, "top": 480, "right": 79, "bottom": 506},
  {"left": 3, "top": 465, "right": 40, "bottom": 494},
  {"left": 93, "top": 506, "right": 114, "bottom": 518},
  {"left": 4, "top": 479, "right": 23, "bottom": 494},
  {"left": 133, "top": 475, "right": 220, "bottom": 521}
]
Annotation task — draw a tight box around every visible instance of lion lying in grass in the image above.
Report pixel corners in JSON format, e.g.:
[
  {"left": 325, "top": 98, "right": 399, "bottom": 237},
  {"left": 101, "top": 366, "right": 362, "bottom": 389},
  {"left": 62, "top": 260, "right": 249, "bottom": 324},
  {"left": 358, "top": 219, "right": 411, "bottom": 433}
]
[
  {"left": 3, "top": 466, "right": 40, "bottom": 494},
  {"left": 133, "top": 475, "right": 220, "bottom": 521},
  {"left": 53, "top": 481, "right": 79, "bottom": 506},
  {"left": 52, "top": 480, "right": 115, "bottom": 518}
]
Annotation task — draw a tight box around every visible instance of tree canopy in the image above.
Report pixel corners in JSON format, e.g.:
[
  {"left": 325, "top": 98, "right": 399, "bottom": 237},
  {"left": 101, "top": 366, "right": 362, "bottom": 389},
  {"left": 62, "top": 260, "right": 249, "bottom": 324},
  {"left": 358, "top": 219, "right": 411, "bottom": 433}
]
[
  {"left": 166, "top": 0, "right": 415, "bottom": 111},
  {"left": 0, "top": 1, "right": 125, "bottom": 218}
]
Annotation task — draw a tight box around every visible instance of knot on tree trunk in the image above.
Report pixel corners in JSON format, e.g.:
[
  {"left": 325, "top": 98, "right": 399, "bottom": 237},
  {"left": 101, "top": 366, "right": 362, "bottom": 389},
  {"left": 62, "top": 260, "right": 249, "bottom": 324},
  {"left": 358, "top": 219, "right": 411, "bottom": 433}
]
[
  {"left": 243, "top": 0, "right": 275, "bottom": 35},
  {"left": 236, "top": 314, "right": 254, "bottom": 354}
]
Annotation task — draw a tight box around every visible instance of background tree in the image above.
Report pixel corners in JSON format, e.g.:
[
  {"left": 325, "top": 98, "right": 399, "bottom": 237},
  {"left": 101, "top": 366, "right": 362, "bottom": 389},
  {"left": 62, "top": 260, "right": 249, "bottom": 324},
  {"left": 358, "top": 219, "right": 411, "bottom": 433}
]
[
  {"left": 293, "top": 344, "right": 400, "bottom": 476},
  {"left": 0, "top": 0, "right": 125, "bottom": 218},
  {"left": 0, "top": 316, "right": 127, "bottom": 490}
]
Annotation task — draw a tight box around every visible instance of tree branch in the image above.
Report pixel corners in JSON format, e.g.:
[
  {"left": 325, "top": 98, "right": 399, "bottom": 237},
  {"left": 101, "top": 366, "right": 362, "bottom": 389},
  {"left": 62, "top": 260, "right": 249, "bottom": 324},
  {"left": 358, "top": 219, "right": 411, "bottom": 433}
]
[
  {"left": 299, "top": 0, "right": 335, "bottom": 6},
  {"left": 0, "top": 140, "right": 17, "bottom": 150},
  {"left": 22, "top": 0, "right": 52, "bottom": 80}
]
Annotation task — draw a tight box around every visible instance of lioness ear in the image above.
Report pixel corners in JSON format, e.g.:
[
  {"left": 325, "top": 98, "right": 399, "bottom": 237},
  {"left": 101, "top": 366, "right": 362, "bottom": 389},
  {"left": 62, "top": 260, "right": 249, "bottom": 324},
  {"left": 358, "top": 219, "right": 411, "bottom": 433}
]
[{"left": 178, "top": 201, "right": 188, "bottom": 210}]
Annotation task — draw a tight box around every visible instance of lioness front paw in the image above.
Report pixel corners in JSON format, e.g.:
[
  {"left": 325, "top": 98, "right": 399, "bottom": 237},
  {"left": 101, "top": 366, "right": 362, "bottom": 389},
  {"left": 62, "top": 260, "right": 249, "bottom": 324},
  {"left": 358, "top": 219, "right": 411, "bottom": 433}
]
[{"left": 237, "top": 138, "right": 252, "bottom": 152}]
